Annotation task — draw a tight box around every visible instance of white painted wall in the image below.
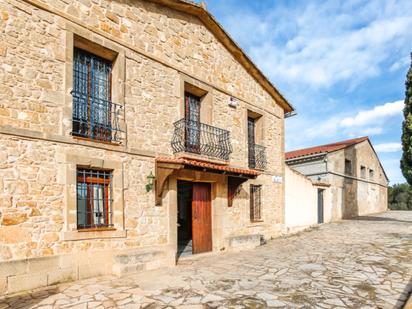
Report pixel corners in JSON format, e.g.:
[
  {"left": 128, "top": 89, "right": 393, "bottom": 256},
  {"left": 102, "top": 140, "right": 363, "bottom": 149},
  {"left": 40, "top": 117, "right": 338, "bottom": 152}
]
[{"left": 285, "top": 166, "right": 318, "bottom": 230}]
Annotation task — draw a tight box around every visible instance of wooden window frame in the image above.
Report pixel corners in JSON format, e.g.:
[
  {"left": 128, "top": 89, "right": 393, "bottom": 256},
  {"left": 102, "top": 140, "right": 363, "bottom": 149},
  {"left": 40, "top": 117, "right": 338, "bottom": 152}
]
[
  {"left": 250, "top": 185, "right": 262, "bottom": 222},
  {"left": 76, "top": 168, "right": 113, "bottom": 230}
]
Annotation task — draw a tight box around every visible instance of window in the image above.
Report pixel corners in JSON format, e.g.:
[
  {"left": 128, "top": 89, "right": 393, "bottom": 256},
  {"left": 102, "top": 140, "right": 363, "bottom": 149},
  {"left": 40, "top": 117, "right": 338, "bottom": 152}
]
[
  {"left": 247, "top": 113, "right": 267, "bottom": 170},
  {"left": 77, "top": 168, "right": 113, "bottom": 229},
  {"left": 184, "top": 92, "right": 201, "bottom": 153},
  {"left": 250, "top": 185, "right": 262, "bottom": 222},
  {"left": 369, "top": 169, "right": 374, "bottom": 180},
  {"left": 360, "top": 166, "right": 366, "bottom": 179},
  {"left": 72, "top": 48, "right": 123, "bottom": 143},
  {"left": 345, "top": 159, "right": 352, "bottom": 175}
]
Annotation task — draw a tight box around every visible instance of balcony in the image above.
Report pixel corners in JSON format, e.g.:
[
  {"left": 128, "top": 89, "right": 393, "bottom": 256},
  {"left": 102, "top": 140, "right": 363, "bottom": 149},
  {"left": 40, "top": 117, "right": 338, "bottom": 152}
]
[
  {"left": 171, "top": 118, "right": 232, "bottom": 161},
  {"left": 71, "top": 90, "right": 124, "bottom": 143},
  {"left": 248, "top": 144, "right": 267, "bottom": 170}
]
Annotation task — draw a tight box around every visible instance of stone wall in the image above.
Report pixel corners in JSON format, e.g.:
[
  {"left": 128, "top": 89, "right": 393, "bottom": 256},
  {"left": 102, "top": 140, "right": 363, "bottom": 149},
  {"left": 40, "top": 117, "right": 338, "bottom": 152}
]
[
  {"left": 327, "top": 140, "right": 388, "bottom": 218},
  {"left": 0, "top": 0, "right": 286, "bottom": 294}
]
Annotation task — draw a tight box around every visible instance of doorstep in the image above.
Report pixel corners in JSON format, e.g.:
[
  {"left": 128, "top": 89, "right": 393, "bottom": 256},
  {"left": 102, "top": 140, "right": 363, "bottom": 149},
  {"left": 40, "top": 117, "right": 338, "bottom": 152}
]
[{"left": 177, "top": 250, "right": 222, "bottom": 264}]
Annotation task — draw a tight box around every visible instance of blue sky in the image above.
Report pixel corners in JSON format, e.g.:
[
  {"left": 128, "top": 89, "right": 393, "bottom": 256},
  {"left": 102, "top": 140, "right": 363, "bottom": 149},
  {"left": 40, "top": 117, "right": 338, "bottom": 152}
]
[{"left": 204, "top": 0, "right": 412, "bottom": 184}]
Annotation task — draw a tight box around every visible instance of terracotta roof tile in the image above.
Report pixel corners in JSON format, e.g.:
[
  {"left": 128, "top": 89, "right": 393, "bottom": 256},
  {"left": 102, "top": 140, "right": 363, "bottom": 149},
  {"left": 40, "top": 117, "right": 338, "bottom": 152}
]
[
  {"left": 286, "top": 136, "right": 369, "bottom": 160},
  {"left": 156, "top": 157, "right": 260, "bottom": 176}
]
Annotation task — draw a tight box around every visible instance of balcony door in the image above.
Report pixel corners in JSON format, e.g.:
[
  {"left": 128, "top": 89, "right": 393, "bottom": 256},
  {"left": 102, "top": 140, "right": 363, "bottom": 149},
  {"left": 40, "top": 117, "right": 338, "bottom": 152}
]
[
  {"left": 248, "top": 117, "right": 256, "bottom": 168},
  {"left": 73, "top": 48, "right": 112, "bottom": 141},
  {"left": 185, "top": 92, "right": 201, "bottom": 153}
]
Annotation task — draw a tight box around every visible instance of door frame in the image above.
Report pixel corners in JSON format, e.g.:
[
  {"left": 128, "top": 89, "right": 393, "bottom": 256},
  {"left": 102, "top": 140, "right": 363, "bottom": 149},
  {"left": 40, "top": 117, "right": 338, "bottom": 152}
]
[{"left": 176, "top": 180, "right": 213, "bottom": 256}]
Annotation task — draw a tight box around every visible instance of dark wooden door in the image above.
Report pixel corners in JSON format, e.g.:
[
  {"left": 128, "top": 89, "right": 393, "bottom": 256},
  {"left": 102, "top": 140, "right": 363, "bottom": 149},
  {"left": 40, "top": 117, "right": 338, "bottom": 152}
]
[
  {"left": 185, "top": 93, "right": 201, "bottom": 153},
  {"left": 192, "top": 183, "right": 212, "bottom": 254},
  {"left": 317, "top": 189, "right": 324, "bottom": 224}
]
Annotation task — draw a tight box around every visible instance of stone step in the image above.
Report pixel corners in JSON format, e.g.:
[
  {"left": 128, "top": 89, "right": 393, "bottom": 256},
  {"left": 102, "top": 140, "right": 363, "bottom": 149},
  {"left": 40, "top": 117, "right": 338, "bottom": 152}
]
[
  {"left": 112, "top": 249, "right": 170, "bottom": 277},
  {"left": 112, "top": 262, "right": 145, "bottom": 277},
  {"left": 114, "top": 250, "right": 166, "bottom": 265}
]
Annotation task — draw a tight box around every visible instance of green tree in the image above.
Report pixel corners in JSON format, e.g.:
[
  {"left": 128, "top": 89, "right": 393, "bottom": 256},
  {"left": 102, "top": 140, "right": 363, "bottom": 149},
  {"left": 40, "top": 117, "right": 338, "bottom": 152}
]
[
  {"left": 401, "top": 53, "right": 412, "bottom": 185},
  {"left": 388, "top": 183, "right": 412, "bottom": 210}
]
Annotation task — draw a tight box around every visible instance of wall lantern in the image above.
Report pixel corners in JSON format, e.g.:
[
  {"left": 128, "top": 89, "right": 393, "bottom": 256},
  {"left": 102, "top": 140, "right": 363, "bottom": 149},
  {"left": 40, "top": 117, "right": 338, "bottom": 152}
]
[{"left": 146, "top": 172, "right": 155, "bottom": 192}]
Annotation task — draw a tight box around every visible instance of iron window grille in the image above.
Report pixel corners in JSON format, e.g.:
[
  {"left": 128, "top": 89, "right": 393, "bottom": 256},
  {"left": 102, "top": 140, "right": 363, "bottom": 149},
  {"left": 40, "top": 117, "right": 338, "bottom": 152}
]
[
  {"left": 250, "top": 185, "right": 262, "bottom": 222},
  {"left": 171, "top": 118, "right": 233, "bottom": 161},
  {"left": 76, "top": 169, "right": 113, "bottom": 229},
  {"left": 71, "top": 48, "right": 123, "bottom": 143},
  {"left": 248, "top": 144, "right": 267, "bottom": 170}
]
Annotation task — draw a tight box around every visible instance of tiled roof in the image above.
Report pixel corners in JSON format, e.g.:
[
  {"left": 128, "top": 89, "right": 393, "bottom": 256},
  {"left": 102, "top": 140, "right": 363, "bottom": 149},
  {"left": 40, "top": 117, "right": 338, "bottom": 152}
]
[
  {"left": 286, "top": 137, "right": 369, "bottom": 160},
  {"left": 156, "top": 157, "right": 260, "bottom": 176}
]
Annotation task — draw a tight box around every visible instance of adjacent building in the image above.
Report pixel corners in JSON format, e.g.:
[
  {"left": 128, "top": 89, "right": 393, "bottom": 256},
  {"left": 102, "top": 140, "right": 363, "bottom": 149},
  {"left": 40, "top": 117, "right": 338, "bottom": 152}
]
[
  {"left": 286, "top": 137, "right": 388, "bottom": 225},
  {"left": 0, "top": 0, "right": 293, "bottom": 294}
]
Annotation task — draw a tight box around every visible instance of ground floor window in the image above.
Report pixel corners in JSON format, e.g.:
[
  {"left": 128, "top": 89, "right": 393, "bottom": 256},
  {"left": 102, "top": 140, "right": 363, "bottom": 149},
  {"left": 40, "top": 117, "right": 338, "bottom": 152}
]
[
  {"left": 250, "top": 185, "right": 262, "bottom": 222},
  {"left": 77, "top": 168, "right": 113, "bottom": 229}
]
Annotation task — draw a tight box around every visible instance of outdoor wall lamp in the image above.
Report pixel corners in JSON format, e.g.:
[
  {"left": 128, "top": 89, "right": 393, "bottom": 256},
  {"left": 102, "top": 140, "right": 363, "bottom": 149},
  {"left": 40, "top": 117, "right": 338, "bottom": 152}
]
[{"left": 146, "top": 172, "right": 155, "bottom": 192}]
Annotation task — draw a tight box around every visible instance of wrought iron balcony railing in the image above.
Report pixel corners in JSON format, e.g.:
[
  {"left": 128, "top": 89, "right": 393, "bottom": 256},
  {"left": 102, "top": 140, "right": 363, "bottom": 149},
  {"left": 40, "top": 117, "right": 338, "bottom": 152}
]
[
  {"left": 171, "top": 118, "right": 232, "bottom": 161},
  {"left": 71, "top": 91, "right": 124, "bottom": 143},
  {"left": 248, "top": 144, "right": 267, "bottom": 170}
]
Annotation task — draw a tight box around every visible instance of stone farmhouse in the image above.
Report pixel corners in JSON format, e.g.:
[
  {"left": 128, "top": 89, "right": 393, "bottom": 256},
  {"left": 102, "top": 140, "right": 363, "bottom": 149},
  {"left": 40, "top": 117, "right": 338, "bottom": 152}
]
[
  {"left": 285, "top": 137, "right": 389, "bottom": 229},
  {"left": 0, "top": 0, "right": 295, "bottom": 294}
]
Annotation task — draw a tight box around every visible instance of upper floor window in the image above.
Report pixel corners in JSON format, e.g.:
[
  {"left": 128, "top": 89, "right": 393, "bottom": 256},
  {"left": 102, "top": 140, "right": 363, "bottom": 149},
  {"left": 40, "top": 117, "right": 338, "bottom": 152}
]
[
  {"left": 345, "top": 159, "right": 352, "bottom": 175},
  {"left": 77, "top": 168, "right": 113, "bottom": 229},
  {"left": 72, "top": 48, "right": 123, "bottom": 143},
  {"left": 247, "top": 113, "right": 267, "bottom": 170},
  {"left": 369, "top": 169, "right": 374, "bottom": 180},
  {"left": 184, "top": 92, "right": 201, "bottom": 153},
  {"left": 171, "top": 83, "right": 232, "bottom": 161},
  {"left": 360, "top": 165, "right": 366, "bottom": 179},
  {"left": 250, "top": 185, "right": 262, "bottom": 222}
]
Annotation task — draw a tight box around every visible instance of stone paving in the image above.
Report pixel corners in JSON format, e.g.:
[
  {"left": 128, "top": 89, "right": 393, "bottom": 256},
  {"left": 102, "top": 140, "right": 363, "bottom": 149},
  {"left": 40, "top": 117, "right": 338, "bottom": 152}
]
[{"left": 1, "top": 211, "right": 412, "bottom": 309}]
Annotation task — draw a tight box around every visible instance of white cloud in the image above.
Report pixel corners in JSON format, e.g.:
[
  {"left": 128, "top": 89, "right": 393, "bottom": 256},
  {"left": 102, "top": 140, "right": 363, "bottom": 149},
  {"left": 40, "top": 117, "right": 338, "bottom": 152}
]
[
  {"left": 381, "top": 158, "right": 405, "bottom": 184},
  {"left": 375, "top": 143, "right": 402, "bottom": 153},
  {"left": 286, "top": 99, "right": 404, "bottom": 148},
  {"left": 220, "top": 0, "right": 412, "bottom": 89},
  {"left": 339, "top": 100, "right": 404, "bottom": 127}
]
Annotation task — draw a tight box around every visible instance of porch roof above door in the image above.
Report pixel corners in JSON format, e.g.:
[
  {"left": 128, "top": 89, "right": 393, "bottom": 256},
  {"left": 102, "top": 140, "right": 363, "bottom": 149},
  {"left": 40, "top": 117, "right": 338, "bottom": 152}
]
[{"left": 155, "top": 157, "right": 260, "bottom": 206}]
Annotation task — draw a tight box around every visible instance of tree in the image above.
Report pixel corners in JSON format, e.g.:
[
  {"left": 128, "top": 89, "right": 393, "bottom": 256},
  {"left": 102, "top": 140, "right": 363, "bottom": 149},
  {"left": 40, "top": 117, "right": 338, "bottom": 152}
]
[
  {"left": 388, "top": 183, "right": 412, "bottom": 210},
  {"left": 401, "top": 53, "right": 412, "bottom": 185}
]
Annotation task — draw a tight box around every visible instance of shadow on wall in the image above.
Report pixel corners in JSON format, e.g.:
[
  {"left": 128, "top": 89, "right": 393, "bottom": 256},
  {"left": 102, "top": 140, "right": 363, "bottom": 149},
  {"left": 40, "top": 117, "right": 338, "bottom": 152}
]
[{"left": 342, "top": 147, "right": 359, "bottom": 219}]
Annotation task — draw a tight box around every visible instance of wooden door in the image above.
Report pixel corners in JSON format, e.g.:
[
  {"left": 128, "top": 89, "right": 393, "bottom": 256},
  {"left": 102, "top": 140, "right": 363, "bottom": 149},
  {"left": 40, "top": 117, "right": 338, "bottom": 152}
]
[{"left": 192, "top": 183, "right": 212, "bottom": 254}]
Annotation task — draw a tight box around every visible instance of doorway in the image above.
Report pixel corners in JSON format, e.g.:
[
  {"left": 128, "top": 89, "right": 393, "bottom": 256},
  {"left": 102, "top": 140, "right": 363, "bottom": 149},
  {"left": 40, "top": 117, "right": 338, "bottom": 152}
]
[
  {"left": 177, "top": 181, "right": 212, "bottom": 257},
  {"left": 317, "top": 189, "right": 324, "bottom": 224}
]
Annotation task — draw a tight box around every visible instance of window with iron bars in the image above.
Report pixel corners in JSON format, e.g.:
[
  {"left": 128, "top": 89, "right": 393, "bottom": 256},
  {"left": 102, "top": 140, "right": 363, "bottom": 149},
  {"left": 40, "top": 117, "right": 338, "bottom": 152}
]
[
  {"left": 71, "top": 48, "right": 123, "bottom": 143},
  {"left": 77, "top": 168, "right": 113, "bottom": 229},
  {"left": 250, "top": 185, "right": 262, "bottom": 222}
]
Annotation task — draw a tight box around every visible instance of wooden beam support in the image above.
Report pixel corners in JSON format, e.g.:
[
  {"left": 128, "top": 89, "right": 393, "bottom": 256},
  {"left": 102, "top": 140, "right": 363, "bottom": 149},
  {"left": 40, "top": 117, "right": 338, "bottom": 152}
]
[{"left": 155, "top": 162, "right": 184, "bottom": 206}]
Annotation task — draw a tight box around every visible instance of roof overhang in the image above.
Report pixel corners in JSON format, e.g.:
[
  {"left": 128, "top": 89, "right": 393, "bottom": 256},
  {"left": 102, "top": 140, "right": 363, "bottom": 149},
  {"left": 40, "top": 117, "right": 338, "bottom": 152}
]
[
  {"left": 146, "top": 0, "right": 294, "bottom": 114},
  {"left": 286, "top": 152, "right": 327, "bottom": 164},
  {"left": 155, "top": 157, "right": 259, "bottom": 205}
]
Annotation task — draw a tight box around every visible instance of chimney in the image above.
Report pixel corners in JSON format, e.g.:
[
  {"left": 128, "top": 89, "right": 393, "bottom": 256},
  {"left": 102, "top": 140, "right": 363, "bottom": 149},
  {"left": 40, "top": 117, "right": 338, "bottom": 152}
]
[{"left": 199, "top": 1, "right": 207, "bottom": 10}]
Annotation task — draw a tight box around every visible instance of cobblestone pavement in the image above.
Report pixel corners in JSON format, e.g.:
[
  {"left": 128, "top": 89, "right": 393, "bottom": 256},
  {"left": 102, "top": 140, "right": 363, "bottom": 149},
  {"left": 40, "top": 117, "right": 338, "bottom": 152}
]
[{"left": 1, "top": 211, "right": 412, "bottom": 309}]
